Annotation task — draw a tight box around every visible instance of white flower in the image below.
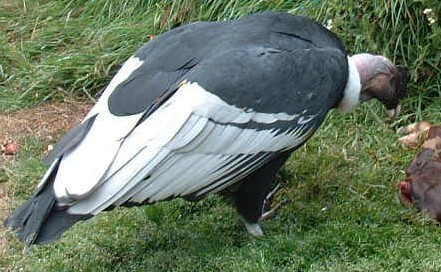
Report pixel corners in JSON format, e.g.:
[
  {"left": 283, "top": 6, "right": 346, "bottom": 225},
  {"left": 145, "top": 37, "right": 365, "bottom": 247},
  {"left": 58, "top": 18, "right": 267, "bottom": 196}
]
[
  {"left": 423, "top": 8, "right": 436, "bottom": 26},
  {"left": 423, "top": 8, "right": 432, "bottom": 15}
]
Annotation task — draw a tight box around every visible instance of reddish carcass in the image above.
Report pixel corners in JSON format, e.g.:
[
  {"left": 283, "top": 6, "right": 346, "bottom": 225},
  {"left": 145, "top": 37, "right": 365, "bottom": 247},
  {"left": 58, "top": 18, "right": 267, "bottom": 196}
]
[{"left": 399, "top": 122, "right": 441, "bottom": 222}]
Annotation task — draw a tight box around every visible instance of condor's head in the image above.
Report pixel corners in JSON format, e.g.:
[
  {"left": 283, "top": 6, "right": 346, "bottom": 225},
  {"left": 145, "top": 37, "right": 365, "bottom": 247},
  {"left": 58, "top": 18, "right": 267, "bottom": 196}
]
[{"left": 351, "top": 53, "right": 407, "bottom": 118}]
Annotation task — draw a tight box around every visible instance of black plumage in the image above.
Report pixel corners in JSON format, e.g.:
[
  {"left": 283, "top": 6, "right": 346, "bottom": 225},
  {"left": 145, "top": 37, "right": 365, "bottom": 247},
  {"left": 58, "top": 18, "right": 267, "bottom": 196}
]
[
  {"left": 5, "top": 11, "right": 405, "bottom": 246},
  {"left": 108, "top": 12, "right": 346, "bottom": 116}
]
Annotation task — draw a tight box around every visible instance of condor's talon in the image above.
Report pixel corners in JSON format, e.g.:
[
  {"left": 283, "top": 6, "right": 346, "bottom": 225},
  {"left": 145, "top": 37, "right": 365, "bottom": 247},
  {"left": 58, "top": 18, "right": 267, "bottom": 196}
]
[
  {"left": 260, "top": 183, "right": 285, "bottom": 221},
  {"left": 263, "top": 183, "right": 282, "bottom": 211},
  {"left": 265, "top": 183, "right": 282, "bottom": 202},
  {"left": 260, "top": 200, "right": 288, "bottom": 221}
]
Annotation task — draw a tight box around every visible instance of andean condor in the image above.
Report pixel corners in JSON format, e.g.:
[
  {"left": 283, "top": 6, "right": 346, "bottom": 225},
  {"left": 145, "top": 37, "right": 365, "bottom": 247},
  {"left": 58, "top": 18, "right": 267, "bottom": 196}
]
[{"left": 5, "top": 11, "right": 407, "bottom": 246}]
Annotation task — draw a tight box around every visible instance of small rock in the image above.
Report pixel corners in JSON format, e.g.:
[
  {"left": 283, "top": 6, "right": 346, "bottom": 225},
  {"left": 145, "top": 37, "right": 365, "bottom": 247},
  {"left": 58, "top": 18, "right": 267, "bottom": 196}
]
[
  {"left": 4, "top": 142, "right": 19, "bottom": 155},
  {"left": 47, "top": 144, "right": 54, "bottom": 152}
]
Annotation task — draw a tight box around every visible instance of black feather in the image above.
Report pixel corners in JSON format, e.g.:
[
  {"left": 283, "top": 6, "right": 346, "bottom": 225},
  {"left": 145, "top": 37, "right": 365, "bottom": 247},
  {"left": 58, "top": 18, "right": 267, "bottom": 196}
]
[
  {"left": 5, "top": 164, "right": 59, "bottom": 246},
  {"left": 106, "top": 11, "right": 346, "bottom": 117},
  {"left": 4, "top": 162, "right": 91, "bottom": 246}
]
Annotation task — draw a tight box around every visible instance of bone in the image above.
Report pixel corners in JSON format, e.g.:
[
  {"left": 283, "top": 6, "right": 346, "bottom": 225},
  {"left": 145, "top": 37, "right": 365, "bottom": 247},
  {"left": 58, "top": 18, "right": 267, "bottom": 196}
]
[{"left": 398, "top": 121, "right": 433, "bottom": 149}]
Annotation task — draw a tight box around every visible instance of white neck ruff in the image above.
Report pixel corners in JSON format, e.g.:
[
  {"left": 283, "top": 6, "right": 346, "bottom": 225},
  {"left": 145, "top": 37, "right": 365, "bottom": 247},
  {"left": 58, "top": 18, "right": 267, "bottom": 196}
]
[{"left": 337, "top": 57, "right": 361, "bottom": 112}]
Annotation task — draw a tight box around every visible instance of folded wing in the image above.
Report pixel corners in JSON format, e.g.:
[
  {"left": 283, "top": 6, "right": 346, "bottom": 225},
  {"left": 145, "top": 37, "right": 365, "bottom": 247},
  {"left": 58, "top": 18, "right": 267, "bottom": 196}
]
[{"left": 49, "top": 46, "right": 347, "bottom": 216}]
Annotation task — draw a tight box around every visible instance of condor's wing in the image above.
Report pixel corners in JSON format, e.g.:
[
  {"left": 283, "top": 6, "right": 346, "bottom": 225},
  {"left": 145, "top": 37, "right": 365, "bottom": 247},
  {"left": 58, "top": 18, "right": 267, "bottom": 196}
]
[{"left": 48, "top": 46, "right": 347, "bottom": 216}]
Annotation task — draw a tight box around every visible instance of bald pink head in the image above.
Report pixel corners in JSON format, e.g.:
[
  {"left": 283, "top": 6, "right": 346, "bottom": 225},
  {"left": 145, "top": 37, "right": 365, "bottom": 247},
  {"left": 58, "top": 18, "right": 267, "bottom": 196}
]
[{"left": 350, "top": 53, "right": 407, "bottom": 117}]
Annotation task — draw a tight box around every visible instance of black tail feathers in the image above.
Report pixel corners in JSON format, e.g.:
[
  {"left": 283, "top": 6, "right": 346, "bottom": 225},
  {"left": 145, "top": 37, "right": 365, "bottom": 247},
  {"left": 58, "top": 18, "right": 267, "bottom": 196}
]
[
  {"left": 4, "top": 164, "right": 91, "bottom": 247},
  {"left": 5, "top": 184, "right": 56, "bottom": 246}
]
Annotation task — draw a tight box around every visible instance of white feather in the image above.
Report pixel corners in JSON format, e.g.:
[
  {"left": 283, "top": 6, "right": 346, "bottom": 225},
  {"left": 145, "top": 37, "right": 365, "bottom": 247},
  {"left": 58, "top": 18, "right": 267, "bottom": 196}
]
[
  {"left": 37, "top": 158, "right": 60, "bottom": 189},
  {"left": 53, "top": 56, "right": 145, "bottom": 199},
  {"left": 338, "top": 56, "right": 361, "bottom": 112}
]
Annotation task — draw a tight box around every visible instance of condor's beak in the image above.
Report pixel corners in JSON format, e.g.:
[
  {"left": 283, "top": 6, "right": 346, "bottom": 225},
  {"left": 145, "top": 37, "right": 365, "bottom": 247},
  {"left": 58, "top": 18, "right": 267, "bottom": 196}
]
[{"left": 387, "top": 104, "right": 401, "bottom": 119}]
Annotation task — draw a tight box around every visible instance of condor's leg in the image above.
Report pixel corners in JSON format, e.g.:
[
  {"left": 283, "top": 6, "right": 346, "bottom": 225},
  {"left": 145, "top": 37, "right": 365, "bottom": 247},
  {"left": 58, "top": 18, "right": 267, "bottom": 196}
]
[{"left": 232, "top": 151, "right": 291, "bottom": 237}]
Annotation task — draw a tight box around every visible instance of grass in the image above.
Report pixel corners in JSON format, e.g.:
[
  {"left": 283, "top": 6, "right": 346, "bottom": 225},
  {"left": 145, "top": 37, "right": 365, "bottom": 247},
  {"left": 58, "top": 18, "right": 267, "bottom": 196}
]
[
  {"left": 2, "top": 0, "right": 438, "bottom": 109},
  {"left": 1, "top": 0, "right": 441, "bottom": 271}
]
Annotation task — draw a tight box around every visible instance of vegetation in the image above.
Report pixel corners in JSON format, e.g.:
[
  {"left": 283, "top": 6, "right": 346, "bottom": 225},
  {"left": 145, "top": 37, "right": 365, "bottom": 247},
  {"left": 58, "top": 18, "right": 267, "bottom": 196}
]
[{"left": 1, "top": 0, "right": 440, "bottom": 271}]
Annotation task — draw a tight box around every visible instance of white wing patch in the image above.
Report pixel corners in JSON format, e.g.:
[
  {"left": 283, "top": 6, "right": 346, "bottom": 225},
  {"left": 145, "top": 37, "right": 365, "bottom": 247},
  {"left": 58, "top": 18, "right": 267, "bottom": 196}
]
[
  {"left": 54, "top": 82, "right": 317, "bottom": 215},
  {"left": 53, "top": 56, "right": 145, "bottom": 200}
]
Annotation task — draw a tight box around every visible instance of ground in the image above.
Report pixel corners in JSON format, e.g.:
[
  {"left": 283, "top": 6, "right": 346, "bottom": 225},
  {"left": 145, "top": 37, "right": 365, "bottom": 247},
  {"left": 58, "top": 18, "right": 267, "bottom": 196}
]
[{"left": 0, "top": 101, "right": 92, "bottom": 258}]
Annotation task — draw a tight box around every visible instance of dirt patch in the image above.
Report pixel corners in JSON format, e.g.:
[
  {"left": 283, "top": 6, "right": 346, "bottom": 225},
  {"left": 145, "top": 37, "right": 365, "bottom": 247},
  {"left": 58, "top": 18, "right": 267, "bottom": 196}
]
[
  {"left": 0, "top": 101, "right": 93, "bottom": 144},
  {"left": 0, "top": 101, "right": 93, "bottom": 164},
  {"left": 0, "top": 101, "right": 93, "bottom": 253}
]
